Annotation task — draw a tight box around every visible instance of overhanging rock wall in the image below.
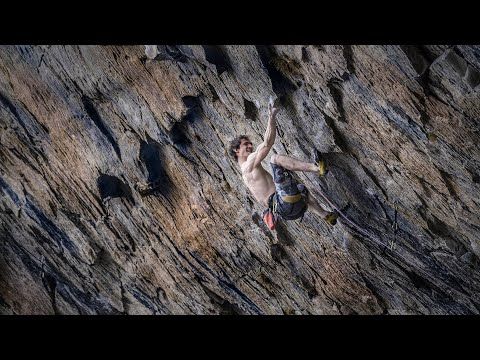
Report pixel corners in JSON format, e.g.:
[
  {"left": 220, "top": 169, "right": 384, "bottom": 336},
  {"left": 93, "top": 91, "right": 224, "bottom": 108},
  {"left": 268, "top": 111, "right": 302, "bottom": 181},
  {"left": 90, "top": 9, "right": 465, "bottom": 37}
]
[{"left": 1, "top": 45, "right": 479, "bottom": 314}]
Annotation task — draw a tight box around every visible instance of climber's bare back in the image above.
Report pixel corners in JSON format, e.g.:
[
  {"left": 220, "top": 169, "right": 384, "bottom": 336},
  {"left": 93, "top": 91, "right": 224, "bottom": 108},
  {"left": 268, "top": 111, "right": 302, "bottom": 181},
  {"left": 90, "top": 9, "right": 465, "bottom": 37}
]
[{"left": 241, "top": 156, "right": 276, "bottom": 207}]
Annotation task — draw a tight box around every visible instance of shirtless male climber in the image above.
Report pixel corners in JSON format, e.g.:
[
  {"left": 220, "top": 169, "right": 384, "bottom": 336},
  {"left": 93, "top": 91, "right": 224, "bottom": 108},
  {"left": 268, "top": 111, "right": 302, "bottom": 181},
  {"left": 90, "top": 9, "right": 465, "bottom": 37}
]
[{"left": 229, "top": 99, "right": 338, "bottom": 230}]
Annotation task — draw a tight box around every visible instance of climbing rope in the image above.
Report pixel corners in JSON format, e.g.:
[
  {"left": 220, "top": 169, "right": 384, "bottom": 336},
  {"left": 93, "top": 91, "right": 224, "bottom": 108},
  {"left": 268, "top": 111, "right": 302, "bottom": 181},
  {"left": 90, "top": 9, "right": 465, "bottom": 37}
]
[
  {"left": 314, "top": 187, "right": 420, "bottom": 265},
  {"left": 316, "top": 188, "right": 380, "bottom": 243}
]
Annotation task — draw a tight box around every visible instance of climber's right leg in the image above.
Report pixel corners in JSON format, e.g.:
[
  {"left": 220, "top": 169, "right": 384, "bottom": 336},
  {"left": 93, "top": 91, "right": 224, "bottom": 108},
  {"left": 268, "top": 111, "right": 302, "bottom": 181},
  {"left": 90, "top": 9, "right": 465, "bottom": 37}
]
[{"left": 307, "top": 194, "right": 338, "bottom": 226}]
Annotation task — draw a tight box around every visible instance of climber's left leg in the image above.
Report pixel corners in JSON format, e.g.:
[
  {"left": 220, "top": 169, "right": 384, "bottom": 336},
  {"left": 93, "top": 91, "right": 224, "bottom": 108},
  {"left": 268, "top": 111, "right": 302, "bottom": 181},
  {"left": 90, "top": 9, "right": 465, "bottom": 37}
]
[
  {"left": 271, "top": 154, "right": 317, "bottom": 172},
  {"left": 271, "top": 152, "right": 328, "bottom": 176}
]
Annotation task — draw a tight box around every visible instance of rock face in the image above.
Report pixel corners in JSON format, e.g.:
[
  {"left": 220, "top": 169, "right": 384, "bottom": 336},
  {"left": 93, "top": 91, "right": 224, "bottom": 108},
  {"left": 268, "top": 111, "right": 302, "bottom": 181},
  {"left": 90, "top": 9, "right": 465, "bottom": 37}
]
[{"left": 1, "top": 45, "right": 480, "bottom": 315}]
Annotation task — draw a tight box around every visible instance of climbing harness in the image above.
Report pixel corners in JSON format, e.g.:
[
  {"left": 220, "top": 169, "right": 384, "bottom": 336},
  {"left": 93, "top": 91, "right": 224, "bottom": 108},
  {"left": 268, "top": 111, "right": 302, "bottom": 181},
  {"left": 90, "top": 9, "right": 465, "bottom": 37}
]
[
  {"left": 282, "top": 193, "right": 303, "bottom": 203},
  {"left": 263, "top": 194, "right": 278, "bottom": 230},
  {"left": 263, "top": 187, "right": 309, "bottom": 230}
]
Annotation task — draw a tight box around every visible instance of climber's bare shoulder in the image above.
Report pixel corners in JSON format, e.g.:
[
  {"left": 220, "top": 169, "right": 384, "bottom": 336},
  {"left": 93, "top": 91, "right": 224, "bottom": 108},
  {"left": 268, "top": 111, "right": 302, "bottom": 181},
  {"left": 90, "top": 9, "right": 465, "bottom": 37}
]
[
  {"left": 240, "top": 151, "right": 268, "bottom": 181},
  {"left": 240, "top": 151, "right": 256, "bottom": 174}
]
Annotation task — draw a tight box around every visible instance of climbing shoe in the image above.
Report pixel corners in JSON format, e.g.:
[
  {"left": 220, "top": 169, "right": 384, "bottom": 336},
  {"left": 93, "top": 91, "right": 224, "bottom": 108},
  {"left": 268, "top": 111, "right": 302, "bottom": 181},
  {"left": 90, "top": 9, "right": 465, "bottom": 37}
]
[
  {"left": 314, "top": 150, "right": 328, "bottom": 176},
  {"left": 324, "top": 210, "right": 338, "bottom": 226}
]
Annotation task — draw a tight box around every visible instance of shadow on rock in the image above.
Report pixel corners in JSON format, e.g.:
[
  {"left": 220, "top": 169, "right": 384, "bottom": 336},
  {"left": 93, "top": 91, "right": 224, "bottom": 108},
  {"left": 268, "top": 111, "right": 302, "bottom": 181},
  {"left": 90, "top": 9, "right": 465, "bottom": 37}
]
[{"left": 136, "top": 135, "right": 172, "bottom": 197}]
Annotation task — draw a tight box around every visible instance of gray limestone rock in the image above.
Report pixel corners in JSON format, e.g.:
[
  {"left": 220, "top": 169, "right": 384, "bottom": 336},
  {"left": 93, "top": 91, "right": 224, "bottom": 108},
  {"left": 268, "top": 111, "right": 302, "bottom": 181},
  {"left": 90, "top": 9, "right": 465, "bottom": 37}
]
[{"left": 1, "top": 45, "right": 480, "bottom": 315}]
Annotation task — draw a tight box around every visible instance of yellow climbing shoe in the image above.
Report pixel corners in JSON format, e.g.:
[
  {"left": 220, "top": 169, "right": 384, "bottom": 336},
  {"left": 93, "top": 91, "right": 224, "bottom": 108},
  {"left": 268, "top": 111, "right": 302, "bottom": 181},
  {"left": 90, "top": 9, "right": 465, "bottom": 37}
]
[
  {"left": 314, "top": 150, "right": 328, "bottom": 176},
  {"left": 324, "top": 210, "right": 338, "bottom": 226},
  {"left": 318, "top": 160, "right": 327, "bottom": 176}
]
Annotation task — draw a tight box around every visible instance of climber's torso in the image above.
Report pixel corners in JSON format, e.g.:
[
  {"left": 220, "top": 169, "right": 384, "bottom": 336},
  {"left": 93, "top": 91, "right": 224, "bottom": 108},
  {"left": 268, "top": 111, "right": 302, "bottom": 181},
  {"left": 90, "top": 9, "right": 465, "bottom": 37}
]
[{"left": 241, "top": 161, "right": 276, "bottom": 207}]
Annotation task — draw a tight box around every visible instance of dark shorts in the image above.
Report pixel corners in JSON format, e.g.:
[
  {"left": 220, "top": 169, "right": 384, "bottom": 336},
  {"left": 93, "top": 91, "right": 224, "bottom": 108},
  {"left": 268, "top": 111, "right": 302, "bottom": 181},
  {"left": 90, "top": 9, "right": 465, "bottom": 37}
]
[{"left": 270, "top": 163, "right": 308, "bottom": 220}]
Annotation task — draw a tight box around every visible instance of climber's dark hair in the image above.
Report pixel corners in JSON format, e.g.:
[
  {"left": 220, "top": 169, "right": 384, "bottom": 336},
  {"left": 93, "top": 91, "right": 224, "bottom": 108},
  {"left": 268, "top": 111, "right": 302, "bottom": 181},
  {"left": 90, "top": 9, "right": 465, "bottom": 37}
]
[{"left": 229, "top": 135, "right": 251, "bottom": 161}]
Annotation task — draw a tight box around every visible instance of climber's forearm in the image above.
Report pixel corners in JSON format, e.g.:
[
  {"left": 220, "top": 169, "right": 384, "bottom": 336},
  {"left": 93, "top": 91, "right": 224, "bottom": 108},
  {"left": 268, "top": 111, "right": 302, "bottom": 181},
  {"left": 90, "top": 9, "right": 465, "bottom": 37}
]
[{"left": 262, "top": 113, "right": 277, "bottom": 148}]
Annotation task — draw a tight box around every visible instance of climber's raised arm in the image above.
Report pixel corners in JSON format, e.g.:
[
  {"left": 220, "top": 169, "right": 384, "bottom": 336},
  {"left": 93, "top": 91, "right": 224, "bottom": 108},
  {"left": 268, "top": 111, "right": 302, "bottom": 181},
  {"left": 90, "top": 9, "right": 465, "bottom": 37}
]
[{"left": 245, "top": 100, "right": 279, "bottom": 170}]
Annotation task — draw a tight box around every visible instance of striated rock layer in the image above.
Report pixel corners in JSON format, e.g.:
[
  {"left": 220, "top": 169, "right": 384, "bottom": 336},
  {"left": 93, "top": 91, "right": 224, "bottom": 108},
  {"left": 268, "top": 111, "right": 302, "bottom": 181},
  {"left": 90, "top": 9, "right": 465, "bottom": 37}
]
[{"left": 1, "top": 45, "right": 479, "bottom": 315}]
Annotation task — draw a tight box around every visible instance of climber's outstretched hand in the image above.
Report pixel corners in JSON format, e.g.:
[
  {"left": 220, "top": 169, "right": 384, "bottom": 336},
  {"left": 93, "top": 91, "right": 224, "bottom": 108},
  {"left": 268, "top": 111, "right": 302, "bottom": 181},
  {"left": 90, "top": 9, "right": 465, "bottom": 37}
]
[{"left": 268, "top": 97, "right": 279, "bottom": 118}]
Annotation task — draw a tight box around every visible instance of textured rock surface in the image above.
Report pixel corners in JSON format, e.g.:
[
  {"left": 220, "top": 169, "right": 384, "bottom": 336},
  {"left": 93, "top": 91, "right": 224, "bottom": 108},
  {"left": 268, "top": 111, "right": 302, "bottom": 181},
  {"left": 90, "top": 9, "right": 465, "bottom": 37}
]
[{"left": 1, "top": 45, "right": 480, "bottom": 315}]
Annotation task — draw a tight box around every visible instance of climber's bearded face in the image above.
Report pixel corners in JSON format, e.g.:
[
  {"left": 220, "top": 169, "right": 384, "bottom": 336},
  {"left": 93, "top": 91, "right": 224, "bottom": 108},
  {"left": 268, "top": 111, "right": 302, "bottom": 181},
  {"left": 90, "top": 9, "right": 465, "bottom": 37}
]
[{"left": 236, "top": 139, "right": 253, "bottom": 158}]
